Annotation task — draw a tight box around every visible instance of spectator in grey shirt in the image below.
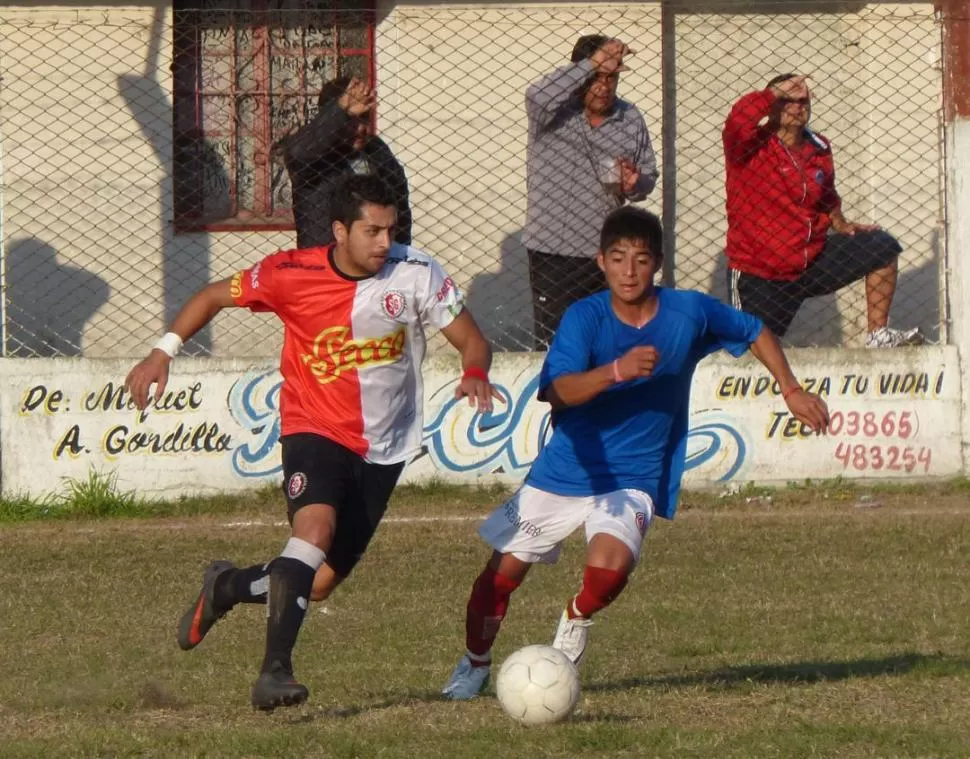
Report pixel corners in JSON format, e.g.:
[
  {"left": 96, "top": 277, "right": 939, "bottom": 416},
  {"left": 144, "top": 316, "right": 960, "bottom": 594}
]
[{"left": 524, "top": 35, "right": 658, "bottom": 349}]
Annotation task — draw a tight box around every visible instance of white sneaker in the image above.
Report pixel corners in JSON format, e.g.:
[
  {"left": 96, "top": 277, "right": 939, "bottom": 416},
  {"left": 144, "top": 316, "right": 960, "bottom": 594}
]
[
  {"left": 552, "top": 610, "right": 593, "bottom": 665},
  {"left": 441, "top": 655, "right": 491, "bottom": 700},
  {"left": 865, "top": 326, "right": 924, "bottom": 348}
]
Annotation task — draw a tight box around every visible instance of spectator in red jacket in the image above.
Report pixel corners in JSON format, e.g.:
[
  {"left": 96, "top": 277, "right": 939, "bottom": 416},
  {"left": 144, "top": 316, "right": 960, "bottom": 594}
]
[{"left": 723, "top": 74, "right": 921, "bottom": 347}]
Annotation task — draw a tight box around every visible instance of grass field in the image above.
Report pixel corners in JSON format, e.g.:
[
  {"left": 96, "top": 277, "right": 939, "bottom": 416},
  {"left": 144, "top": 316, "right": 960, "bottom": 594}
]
[{"left": 2, "top": 479, "right": 970, "bottom": 758}]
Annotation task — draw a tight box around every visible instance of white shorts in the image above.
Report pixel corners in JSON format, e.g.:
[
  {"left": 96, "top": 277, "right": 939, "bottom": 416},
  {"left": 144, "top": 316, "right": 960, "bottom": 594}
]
[{"left": 478, "top": 484, "right": 655, "bottom": 565}]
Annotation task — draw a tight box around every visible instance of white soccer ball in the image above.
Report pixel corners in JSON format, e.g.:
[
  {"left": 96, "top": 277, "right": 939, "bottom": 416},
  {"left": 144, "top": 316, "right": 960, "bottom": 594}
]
[{"left": 495, "top": 644, "right": 581, "bottom": 725}]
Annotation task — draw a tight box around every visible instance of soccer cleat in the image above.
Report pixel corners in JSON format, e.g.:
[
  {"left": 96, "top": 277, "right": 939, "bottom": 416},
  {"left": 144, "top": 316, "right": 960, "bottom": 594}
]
[
  {"left": 441, "top": 655, "right": 491, "bottom": 700},
  {"left": 251, "top": 662, "right": 310, "bottom": 711},
  {"left": 865, "top": 326, "right": 924, "bottom": 349},
  {"left": 552, "top": 610, "right": 593, "bottom": 665},
  {"left": 177, "top": 560, "right": 235, "bottom": 651}
]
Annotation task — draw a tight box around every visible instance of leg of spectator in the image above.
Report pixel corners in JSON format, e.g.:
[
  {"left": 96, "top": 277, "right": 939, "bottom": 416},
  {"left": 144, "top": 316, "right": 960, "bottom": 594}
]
[
  {"left": 864, "top": 261, "right": 898, "bottom": 332},
  {"left": 737, "top": 273, "right": 802, "bottom": 338},
  {"left": 580, "top": 256, "right": 606, "bottom": 299},
  {"left": 527, "top": 249, "right": 558, "bottom": 350}
]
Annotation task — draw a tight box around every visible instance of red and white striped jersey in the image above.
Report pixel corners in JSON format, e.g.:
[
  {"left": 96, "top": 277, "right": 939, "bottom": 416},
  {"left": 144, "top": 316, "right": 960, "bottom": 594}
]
[{"left": 231, "top": 243, "right": 463, "bottom": 464}]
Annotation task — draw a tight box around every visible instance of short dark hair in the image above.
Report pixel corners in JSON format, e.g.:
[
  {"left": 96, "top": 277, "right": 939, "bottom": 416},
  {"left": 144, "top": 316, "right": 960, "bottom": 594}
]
[
  {"left": 571, "top": 34, "right": 608, "bottom": 63},
  {"left": 330, "top": 174, "right": 396, "bottom": 229},
  {"left": 319, "top": 75, "right": 353, "bottom": 110},
  {"left": 766, "top": 73, "right": 798, "bottom": 90},
  {"left": 599, "top": 207, "right": 663, "bottom": 263}
]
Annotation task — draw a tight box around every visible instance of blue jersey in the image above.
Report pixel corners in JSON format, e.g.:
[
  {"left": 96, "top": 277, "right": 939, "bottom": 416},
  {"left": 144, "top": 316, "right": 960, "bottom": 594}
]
[{"left": 526, "top": 288, "right": 763, "bottom": 519}]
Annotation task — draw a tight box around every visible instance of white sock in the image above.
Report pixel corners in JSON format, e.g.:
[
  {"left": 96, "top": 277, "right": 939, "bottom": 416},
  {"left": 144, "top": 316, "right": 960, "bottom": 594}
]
[{"left": 279, "top": 536, "right": 326, "bottom": 571}]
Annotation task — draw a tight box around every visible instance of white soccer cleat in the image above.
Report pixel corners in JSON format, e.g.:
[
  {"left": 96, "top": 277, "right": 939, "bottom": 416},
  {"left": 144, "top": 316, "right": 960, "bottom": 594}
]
[
  {"left": 865, "top": 326, "right": 924, "bottom": 348},
  {"left": 552, "top": 610, "right": 593, "bottom": 665},
  {"left": 441, "top": 655, "right": 491, "bottom": 700}
]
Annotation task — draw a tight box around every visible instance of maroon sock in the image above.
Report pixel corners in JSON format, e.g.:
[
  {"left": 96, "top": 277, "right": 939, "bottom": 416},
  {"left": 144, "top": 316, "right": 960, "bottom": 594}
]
[
  {"left": 568, "top": 566, "right": 629, "bottom": 619},
  {"left": 464, "top": 566, "right": 521, "bottom": 660}
]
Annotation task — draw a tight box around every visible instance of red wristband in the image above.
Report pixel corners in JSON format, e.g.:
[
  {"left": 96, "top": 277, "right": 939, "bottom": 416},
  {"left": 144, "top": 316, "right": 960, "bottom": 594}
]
[
  {"left": 612, "top": 359, "right": 623, "bottom": 383},
  {"left": 782, "top": 385, "right": 801, "bottom": 400},
  {"left": 462, "top": 366, "right": 489, "bottom": 383}
]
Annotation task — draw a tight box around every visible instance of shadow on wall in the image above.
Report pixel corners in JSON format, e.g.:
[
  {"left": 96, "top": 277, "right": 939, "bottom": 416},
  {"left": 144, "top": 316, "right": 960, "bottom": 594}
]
[
  {"left": 464, "top": 230, "right": 536, "bottom": 351},
  {"left": 707, "top": 228, "right": 942, "bottom": 346},
  {"left": 117, "top": 8, "right": 213, "bottom": 355},
  {"left": 5, "top": 238, "right": 110, "bottom": 356}
]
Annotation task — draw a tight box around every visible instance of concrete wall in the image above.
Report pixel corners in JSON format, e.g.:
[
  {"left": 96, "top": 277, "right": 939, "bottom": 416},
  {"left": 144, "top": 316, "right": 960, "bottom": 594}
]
[{"left": 0, "top": 347, "right": 959, "bottom": 499}]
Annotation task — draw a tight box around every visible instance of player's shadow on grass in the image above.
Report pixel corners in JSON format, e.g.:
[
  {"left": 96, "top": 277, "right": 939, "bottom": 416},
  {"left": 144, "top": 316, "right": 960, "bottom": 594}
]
[
  {"left": 585, "top": 652, "right": 968, "bottom": 693},
  {"left": 280, "top": 689, "right": 450, "bottom": 722}
]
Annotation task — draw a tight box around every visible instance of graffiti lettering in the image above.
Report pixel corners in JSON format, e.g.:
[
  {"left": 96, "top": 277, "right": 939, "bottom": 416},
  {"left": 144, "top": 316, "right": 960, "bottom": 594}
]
[
  {"left": 21, "top": 385, "right": 65, "bottom": 415},
  {"left": 877, "top": 372, "right": 930, "bottom": 397},
  {"left": 683, "top": 416, "right": 747, "bottom": 481},
  {"left": 719, "top": 369, "right": 945, "bottom": 401},
  {"left": 422, "top": 374, "right": 552, "bottom": 475},
  {"left": 834, "top": 443, "right": 932, "bottom": 473},
  {"left": 103, "top": 422, "right": 231, "bottom": 457},
  {"left": 228, "top": 370, "right": 283, "bottom": 478},
  {"left": 422, "top": 373, "right": 748, "bottom": 482},
  {"left": 765, "top": 412, "right": 817, "bottom": 440},
  {"left": 81, "top": 381, "right": 204, "bottom": 422},
  {"left": 54, "top": 424, "right": 84, "bottom": 459}
]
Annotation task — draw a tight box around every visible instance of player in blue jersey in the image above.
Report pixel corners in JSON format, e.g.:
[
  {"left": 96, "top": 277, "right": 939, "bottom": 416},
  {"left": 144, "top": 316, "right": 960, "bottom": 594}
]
[{"left": 441, "top": 206, "right": 830, "bottom": 699}]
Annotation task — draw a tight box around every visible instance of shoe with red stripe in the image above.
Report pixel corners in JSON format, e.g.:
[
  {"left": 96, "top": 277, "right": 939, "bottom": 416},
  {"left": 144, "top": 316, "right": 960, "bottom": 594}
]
[{"left": 177, "top": 560, "right": 235, "bottom": 651}]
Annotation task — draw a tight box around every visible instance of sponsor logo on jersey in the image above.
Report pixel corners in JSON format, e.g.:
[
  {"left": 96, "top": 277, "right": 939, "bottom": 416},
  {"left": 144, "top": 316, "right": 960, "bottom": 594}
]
[
  {"left": 635, "top": 511, "right": 649, "bottom": 536},
  {"left": 301, "top": 325, "right": 406, "bottom": 384},
  {"left": 385, "top": 255, "right": 429, "bottom": 268},
  {"left": 229, "top": 271, "right": 243, "bottom": 299},
  {"left": 249, "top": 262, "right": 262, "bottom": 289},
  {"left": 435, "top": 277, "right": 455, "bottom": 302},
  {"left": 382, "top": 290, "right": 406, "bottom": 319},
  {"left": 287, "top": 471, "right": 308, "bottom": 499}
]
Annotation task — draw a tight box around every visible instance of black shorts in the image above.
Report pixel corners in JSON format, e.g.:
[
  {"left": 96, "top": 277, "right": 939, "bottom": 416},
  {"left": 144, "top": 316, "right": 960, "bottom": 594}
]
[
  {"left": 730, "top": 229, "right": 902, "bottom": 337},
  {"left": 280, "top": 433, "right": 404, "bottom": 577}
]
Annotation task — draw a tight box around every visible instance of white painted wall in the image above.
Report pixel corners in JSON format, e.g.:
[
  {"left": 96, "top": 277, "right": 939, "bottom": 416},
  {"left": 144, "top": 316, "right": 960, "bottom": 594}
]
[
  {"left": 0, "top": 347, "right": 959, "bottom": 500},
  {"left": 0, "top": 2, "right": 945, "bottom": 358}
]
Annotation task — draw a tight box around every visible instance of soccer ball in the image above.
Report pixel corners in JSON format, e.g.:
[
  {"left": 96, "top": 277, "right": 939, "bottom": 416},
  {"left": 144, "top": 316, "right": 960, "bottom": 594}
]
[{"left": 495, "top": 644, "right": 581, "bottom": 725}]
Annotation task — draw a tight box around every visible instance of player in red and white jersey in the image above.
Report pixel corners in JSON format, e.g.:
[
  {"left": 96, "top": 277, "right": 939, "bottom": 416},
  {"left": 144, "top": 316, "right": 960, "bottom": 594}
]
[{"left": 126, "top": 175, "right": 498, "bottom": 711}]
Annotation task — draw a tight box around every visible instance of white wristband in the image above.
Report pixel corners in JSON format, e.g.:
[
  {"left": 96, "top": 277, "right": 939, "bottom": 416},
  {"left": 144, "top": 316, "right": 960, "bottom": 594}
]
[{"left": 153, "top": 332, "right": 183, "bottom": 358}]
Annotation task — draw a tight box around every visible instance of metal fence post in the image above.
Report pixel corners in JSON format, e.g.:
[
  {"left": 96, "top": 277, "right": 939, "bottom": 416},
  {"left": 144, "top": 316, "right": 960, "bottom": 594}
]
[{"left": 940, "top": 0, "right": 970, "bottom": 471}]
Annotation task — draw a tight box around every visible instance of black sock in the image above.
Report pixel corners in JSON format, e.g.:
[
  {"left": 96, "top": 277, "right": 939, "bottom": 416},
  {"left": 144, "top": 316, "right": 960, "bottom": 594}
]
[
  {"left": 261, "top": 556, "right": 315, "bottom": 675},
  {"left": 214, "top": 563, "right": 270, "bottom": 610}
]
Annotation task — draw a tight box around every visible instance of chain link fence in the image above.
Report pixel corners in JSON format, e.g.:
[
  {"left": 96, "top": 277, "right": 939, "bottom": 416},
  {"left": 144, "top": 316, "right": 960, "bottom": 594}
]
[{"left": 0, "top": 2, "right": 945, "bottom": 357}]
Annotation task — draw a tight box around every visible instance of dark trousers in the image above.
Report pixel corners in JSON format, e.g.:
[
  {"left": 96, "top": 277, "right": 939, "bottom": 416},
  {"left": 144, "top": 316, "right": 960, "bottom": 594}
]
[
  {"left": 730, "top": 230, "right": 902, "bottom": 337},
  {"left": 527, "top": 249, "right": 604, "bottom": 350}
]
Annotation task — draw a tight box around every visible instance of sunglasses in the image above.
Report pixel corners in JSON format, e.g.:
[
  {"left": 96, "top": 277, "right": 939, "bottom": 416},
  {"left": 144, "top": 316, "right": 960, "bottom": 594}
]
[{"left": 782, "top": 97, "right": 811, "bottom": 106}]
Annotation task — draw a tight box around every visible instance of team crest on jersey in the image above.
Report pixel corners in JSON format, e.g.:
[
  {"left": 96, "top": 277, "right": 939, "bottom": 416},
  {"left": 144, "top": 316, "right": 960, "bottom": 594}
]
[
  {"left": 382, "top": 290, "right": 406, "bottom": 320},
  {"left": 287, "top": 472, "right": 308, "bottom": 499},
  {"left": 635, "top": 512, "right": 649, "bottom": 536}
]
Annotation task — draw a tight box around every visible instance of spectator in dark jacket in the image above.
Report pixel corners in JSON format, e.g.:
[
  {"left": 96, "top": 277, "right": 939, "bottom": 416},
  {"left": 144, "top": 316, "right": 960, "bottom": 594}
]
[
  {"left": 723, "top": 73, "right": 920, "bottom": 347},
  {"left": 281, "top": 76, "right": 412, "bottom": 248}
]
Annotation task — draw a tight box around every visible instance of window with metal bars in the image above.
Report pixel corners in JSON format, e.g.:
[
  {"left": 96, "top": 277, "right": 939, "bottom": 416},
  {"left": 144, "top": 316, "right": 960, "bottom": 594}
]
[{"left": 172, "top": 1, "right": 374, "bottom": 232}]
